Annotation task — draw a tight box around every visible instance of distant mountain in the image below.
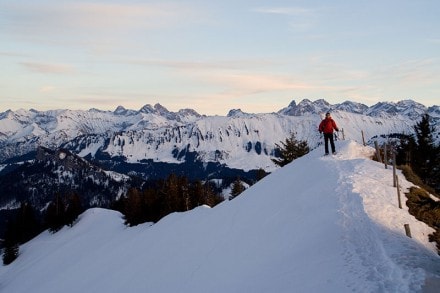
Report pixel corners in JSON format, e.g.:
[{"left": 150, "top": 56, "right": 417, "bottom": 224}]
[
  {"left": 0, "top": 146, "right": 139, "bottom": 211},
  {"left": 0, "top": 100, "right": 438, "bottom": 171},
  {"left": 278, "top": 98, "right": 332, "bottom": 115}
]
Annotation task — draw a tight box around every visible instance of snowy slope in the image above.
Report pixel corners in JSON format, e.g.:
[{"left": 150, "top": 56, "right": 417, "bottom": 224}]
[{"left": 1, "top": 140, "right": 440, "bottom": 292}]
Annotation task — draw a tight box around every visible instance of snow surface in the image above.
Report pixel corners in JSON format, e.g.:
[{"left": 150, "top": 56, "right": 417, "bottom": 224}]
[{"left": 1, "top": 140, "right": 440, "bottom": 293}]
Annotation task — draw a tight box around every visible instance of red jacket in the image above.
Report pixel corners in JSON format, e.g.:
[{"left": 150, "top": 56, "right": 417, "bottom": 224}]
[{"left": 319, "top": 117, "right": 339, "bottom": 134}]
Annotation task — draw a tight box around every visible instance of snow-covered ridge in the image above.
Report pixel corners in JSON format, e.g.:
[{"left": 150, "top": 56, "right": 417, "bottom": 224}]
[
  {"left": 1, "top": 140, "right": 439, "bottom": 292},
  {"left": 0, "top": 99, "right": 438, "bottom": 170}
]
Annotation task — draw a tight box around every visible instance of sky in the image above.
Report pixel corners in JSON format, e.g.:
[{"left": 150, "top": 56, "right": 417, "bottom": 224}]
[
  {"left": 1, "top": 0, "right": 439, "bottom": 115},
  {"left": 1, "top": 140, "right": 440, "bottom": 292}
]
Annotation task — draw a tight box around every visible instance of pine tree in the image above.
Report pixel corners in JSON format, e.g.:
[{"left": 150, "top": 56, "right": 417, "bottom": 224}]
[
  {"left": 143, "top": 188, "right": 160, "bottom": 222},
  {"left": 412, "top": 114, "right": 439, "bottom": 190},
  {"left": 2, "top": 220, "right": 19, "bottom": 265},
  {"left": 124, "top": 188, "right": 143, "bottom": 226},
  {"left": 203, "top": 182, "right": 223, "bottom": 207},
  {"left": 2, "top": 242, "right": 19, "bottom": 265},
  {"left": 16, "top": 201, "right": 40, "bottom": 243},
  {"left": 190, "top": 180, "right": 205, "bottom": 207},
  {"left": 396, "top": 135, "right": 416, "bottom": 166},
  {"left": 256, "top": 168, "right": 268, "bottom": 181},
  {"left": 45, "top": 194, "right": 66, "bottom": 233},
  {"left": 230, "top": 178, "right": 245, "bottom": 200},
  {"left": 65, "top": 193, "right": 83, "bottom": 226},
  {"left": 272, "top": 133, "right": 310, "bottom": 167}
]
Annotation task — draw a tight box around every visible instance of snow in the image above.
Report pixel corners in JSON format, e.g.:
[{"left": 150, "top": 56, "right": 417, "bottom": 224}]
[{"left": 1, "top": 140, "right": 440, "bottom": 293}]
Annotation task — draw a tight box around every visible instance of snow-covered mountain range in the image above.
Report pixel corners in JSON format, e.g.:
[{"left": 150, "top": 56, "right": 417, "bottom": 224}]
[{"left": 1, "top": 99, "right": 438, "bottom": 174}]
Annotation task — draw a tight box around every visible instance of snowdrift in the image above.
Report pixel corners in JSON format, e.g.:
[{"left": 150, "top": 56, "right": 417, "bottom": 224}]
[{"left": 1, "top": 140, "right": 439, "bottom": 293}]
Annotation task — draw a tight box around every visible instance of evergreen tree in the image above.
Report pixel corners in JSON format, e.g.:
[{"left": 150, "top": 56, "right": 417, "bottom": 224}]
[
  {"left": 396, "top": 135, "right": 416, "bottom": 166},
  {"left": 190, "top": 180, "right": 205, "bottom": 207},
  {"left": 256, "top": 168, "right": 268, "bottom": 181},
  {"left": 162, "top": 174, "right": 181, "bottom": 214},
  {"left": 124, "top": 188, "right": 143, "bottom": 226},
  {"left": 45, "top": 194, "right": 66, "bottom": 233},
  {"left": 230, "top": 178, "right": 246, "bottom": 200},
  {"left": 143, "top": 188, "right": 160, "bottom": 222},
  {"left": 2, "top": 202, "right": 42, "bottom": 265},
  {"left": 203, "top": 182, "right": 224, "bottom": 207},
  {"left": 412, "top": 114, "right": 439, "bottom": 190},
  {"left": 16, "top": 201, "right": 40, "bottom": 243},
  {"left": 2, "top": 220, "right": 19, "bottom": 265},
  {"left": 2, "top": 242, "right": 19, "bottom": 265},
  {"left": 272, "top": 133, "right": 310, "bottom": 167},
  {"left": 65, "top": 193, "right": 83, "bottom": 226}
]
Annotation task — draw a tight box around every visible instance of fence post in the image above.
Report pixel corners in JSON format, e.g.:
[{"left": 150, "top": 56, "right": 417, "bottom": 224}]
[
  {"left": 404, "top": 224, "right": 412, "bottom": 238},
  {"left": 361, "top": 130, "right": 366, "bottom": 146},
  {"left": 384, "top": 143, "right": 388, "bottom": 169},
  {"left": 374, "top": 141, "right": 382, "bottom": 163},
  {"left": 396, "top": 175, "right": 402, "bottom": 209},
  {"left": 392, "top": 151, "right": 397, "bottom": 187},
  {"left": 341, "top": 128, "right": 345, "bottom": 140}
]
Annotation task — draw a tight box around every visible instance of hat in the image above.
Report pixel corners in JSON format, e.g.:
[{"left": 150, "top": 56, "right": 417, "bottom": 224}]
[{"left": 325, "top": 112, "right": 330, "bottom": 115}]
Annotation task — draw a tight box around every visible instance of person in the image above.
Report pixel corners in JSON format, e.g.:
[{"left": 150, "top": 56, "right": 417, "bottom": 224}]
[{"left": 319, "top": 112, "right": 339, "bottom": 155}]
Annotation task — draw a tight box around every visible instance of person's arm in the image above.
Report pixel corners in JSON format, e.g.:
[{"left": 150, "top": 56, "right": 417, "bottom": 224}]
[{"left": 332, "top": 120, "right": 339, "bottom": 132}]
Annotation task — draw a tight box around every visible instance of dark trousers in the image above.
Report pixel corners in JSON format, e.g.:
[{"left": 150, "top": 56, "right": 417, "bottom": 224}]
[{"left": 324, "top": 133, "right": 335, "bottom": 154}]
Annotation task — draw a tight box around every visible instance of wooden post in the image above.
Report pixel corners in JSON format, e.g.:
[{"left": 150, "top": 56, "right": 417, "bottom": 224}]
[
  {"left": 404, "top": 224, "right": 412, "bottom": 238},
  {"left": 361, "top": 130, "right": 366, "bottom": 146},
  {"left": 392, "top": 151, "right": 397, "bottom": 187},
  {"left": 341, "top": 128, "right": 345, "bottom": 140},
  {"left": 396, "top": 175, "right": 402, "bottom": 209},
  {"left": 384, "top": 144, "right": 388, "bottom": 169},
  {"left": 374, "top": 141, "right": 382, "bottom": 163}
]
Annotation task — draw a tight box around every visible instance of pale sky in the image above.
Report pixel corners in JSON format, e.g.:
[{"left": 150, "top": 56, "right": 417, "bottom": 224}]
[{"left": 1, "top": 0, "right": 439, "bottom": 115}]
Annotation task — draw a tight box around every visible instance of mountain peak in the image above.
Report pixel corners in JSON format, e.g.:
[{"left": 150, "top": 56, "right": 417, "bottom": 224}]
[
  {"left": 279, "top": 98, "right": 332, "bottom": 116},
  {"left": 139, "top": 104, "right": 155, "bottom": 114},
  {"left": 227, "top": 109, "right": 250, "bottom": 117},
  {"left": 153, "top": 103, "right": 170, "bottom": 114}
]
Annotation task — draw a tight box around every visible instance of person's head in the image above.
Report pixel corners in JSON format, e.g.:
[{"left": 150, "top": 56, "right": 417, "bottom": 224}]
[{"left": 325, "top": 112, "right": 331, "bottom": 118}]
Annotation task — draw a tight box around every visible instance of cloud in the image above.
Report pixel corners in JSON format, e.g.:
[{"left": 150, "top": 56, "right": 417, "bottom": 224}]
[
  {"left": 202, "top": 72, "right": 311, "bottom": 95},
  {"left": 253, "top": 6, "right": 317, "bottom": 32},
  {"left": 20, "top": 62, "right": 75, "bottom": 74},
  {"left": 130, "top": 58, "right": 278, "bottom": 71},
  {"left": 253, "top": 7, "right": 312, "bottom": 16},
  {"left": 2, "top": 2, "right": 196, "bottom": 36}
]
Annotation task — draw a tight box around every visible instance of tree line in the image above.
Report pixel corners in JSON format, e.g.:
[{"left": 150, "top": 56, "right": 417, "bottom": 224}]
[
  {"left": 2, "top": 192, "right": 84, "bottom": 265},
  {"left": 112, "top": 174, "right": 225, "bottom": 226},
  {"left": 396, "top": 114, "right": 440, "bottom": 193}
]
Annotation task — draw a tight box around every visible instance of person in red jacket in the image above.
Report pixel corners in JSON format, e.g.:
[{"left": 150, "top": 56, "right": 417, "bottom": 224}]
[{"left": 319, "top": 112, "right": 339, "bottom": 155}]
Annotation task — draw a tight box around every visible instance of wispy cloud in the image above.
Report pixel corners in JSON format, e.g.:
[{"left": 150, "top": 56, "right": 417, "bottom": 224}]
[
  {"left": 1, "top": 2, "right": 200, "bottom": 49},
  {"left": 3, "top": 2, "right": 193, "bottom": 31},
  {"left": 253, "top": 7, "right": 312, "bottom": 16},
  {"left": 201, "top": 72, "right": 311, "bottom": 95},
  {"left": 20, "top": 62, "right": 75, "bottom": 74},
  {"left": 129, "top": 58, "right": 278, "bottom": 71},
  {"left": 253, "top": 6, "right": 317, "bottom": 32}
]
